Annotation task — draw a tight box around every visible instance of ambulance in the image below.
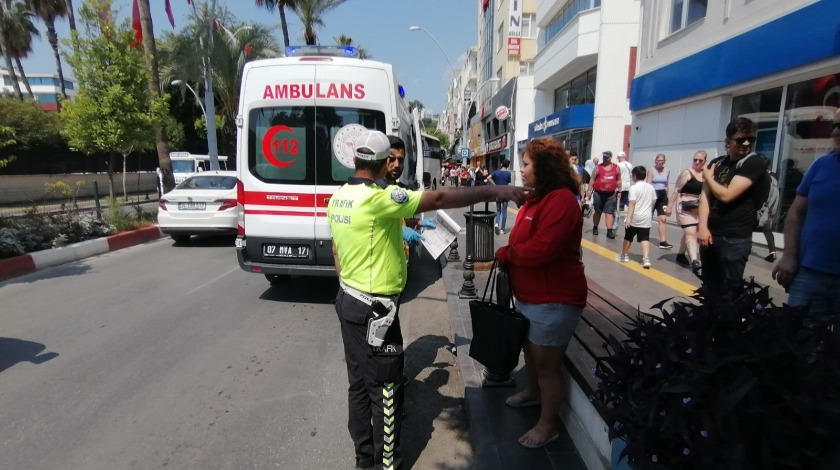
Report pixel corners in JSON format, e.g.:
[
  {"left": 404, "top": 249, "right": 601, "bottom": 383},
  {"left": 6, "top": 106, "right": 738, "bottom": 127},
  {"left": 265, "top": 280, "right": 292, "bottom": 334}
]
[{"left": 234, "top": 46, "right": 423, "bottom": 284}]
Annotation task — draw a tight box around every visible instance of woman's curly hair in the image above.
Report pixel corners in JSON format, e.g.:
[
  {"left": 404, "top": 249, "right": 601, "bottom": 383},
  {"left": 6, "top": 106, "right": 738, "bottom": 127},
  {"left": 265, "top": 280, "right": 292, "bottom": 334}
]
[{"left": 524, "top": 138, "right": 580, "bottom": 200}]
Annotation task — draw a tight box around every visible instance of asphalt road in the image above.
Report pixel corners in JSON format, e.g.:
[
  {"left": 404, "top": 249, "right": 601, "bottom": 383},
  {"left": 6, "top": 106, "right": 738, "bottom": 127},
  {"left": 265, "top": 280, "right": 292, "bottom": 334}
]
[{"left": 0, "top": 236, "right": 470, "bottom": 469}]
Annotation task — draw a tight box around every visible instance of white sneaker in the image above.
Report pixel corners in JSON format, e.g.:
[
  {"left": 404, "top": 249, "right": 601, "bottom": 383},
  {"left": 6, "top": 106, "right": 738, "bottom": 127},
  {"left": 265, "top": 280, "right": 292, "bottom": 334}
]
[
  {"left": 642, "top": 258, "right": 651, "bottom": 269},
  {"left": 615, "top": 254, "right": 630, "bottom": 263}
]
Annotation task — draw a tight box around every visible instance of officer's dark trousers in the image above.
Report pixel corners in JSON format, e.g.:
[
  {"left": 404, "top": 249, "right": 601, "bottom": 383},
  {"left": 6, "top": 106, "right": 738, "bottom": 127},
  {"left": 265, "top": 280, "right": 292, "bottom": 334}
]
[{"left": 335, "top": 289, "right": 404, "bottom": 470}]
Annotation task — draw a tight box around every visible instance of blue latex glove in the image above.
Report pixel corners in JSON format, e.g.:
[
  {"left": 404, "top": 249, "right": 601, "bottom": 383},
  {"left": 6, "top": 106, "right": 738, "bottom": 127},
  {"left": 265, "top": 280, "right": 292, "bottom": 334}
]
[
  {"left": 418, "top": 218, "right": 437, "bottom": 230},
  {"left": 402, "top": 226, "right": 424, "bottom": 245}
]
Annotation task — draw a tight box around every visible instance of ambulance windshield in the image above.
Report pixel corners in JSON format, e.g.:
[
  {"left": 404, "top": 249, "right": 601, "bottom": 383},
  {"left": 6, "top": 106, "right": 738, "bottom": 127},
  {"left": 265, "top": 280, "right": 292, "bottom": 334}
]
[{"left": 248, "top": 106, "right": 386, "bottom": 185}]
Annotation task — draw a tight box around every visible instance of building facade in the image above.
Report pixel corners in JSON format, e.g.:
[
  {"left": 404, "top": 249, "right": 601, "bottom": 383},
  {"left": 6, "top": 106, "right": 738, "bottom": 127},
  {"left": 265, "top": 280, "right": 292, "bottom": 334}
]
[
  {"left": 1, "top": 69, "right": 76, "bottom": 111},
  {"left": 630, "top": 0, "right": 840, "bottom": 231},
  {"left": 474, "top": 0, "right": 539, "bottom": 179},
  {"left": 529, "top": 0, "right": 641, "bottom": 165}
]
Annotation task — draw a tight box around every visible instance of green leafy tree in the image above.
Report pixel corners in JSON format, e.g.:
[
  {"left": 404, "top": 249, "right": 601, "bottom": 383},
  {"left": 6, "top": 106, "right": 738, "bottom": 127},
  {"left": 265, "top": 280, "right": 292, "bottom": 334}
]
[
  {"left": 333, "top": 33, "right": 369, "bottom": 59},
  {"left": 61, "top": 0, "right": 165, "bottom": 198},
  {"left": 425, "top": 127, "right": 449, "bottom": 152},
  {"left": 158, "top": 5, "right": 279, "bottom": 156},
  {"left": 0, "top": 124, "right": 16, "bottom": 167},
  {"left": 254, "top": 0, "right": 296, "bottom": 48},
  {"left": 291, "top": 0, "right": 347, "bottom": 46},
  {"left": 28, "top": 0, "right": 70, "bottom": 99},
  {"left": 408, "top": 99, "right": 424, "bottom": 113},
  {"left": 0, "top": 97, "right": 63, "bottom": 150},
  {"left": 4, "top": 0, "right": 40, "bottom": 98}
]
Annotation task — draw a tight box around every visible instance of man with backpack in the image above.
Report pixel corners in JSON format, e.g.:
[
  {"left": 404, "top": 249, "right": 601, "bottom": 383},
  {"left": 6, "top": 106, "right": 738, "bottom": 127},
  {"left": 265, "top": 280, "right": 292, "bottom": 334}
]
[{"left": 697, "top": 117, "right": 770, "bottom": 299}]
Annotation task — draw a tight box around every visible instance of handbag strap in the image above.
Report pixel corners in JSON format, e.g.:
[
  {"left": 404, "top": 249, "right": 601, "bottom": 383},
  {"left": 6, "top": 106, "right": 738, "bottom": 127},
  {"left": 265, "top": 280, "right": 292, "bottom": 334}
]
[{"left": 482, "top": 258, "right": 498, "bottom": 302}]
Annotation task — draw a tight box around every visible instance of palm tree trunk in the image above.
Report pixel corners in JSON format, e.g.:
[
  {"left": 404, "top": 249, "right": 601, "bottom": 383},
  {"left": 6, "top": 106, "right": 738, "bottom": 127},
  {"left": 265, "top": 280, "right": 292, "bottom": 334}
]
[
  {"left": 14, "top": 58, "right": 33, "bottom": 98},
  {"left": 279, "top": 4, "right": 290, "bottom": 48},
  {"left": 66, "top": 0, "right": 77, "bottom": 32},
  {"left": 305, "top": 26, "right": 315, "bottom": 45},
  {"left": 136, "top": 0, "right": 175, "bottom": 193},
  {"left": 45, "top": 20, "right": 67, "bottom": 99},
  {"left": 0, "top": 2, "right": 23, "bottom": 100}
]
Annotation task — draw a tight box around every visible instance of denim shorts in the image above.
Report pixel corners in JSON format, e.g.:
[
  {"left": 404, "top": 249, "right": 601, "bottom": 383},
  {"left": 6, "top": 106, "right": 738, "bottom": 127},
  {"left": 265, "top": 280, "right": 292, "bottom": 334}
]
[{"left": 515, "top": 301, "right": 583, "bottom": 348}]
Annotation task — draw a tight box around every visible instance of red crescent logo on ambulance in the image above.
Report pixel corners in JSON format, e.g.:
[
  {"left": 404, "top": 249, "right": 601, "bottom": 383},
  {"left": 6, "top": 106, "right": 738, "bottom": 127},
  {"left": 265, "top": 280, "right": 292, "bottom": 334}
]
[{"left": 261, "top": 125, "right": 296, "bottom": 168}]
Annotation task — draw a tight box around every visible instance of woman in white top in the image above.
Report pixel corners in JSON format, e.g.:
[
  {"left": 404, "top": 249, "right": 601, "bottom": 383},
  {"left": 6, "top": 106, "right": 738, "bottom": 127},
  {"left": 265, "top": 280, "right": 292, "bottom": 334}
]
[{"left": 646, "top": 154, "right": 672, "bottom": 249}]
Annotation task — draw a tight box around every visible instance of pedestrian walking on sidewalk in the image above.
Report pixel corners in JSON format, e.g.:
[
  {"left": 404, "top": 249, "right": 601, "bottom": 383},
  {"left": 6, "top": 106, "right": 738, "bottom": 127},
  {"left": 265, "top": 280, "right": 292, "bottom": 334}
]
[
  {"left": 647, "top": 154, "right": 673, "bottom": 249},
  {"left": 329, "top": 129, "right": 527, "bottom": 470},
  {"left": 489, "top": 160, "right": 513, "bottom": 234},
  {"left": 615, "top": 166, "right": 656, "bottom": 268},
  {"left": 495, "top": 137, "right": 587, "bottom": 450},
  {"left": 614, "top": 151, "right": 633, "bottom": 230},
  {"left": 698, "top": 117, "right": 769, "bottom": 300},
  {"left": 667, "top": 150, "right": 707, "bottom": 274},
  {"left": 772, "top": 109, "right": 840, "bottom": 335},
  {"left": 588, "top": 150, "right": 620, "bottom": 238}
]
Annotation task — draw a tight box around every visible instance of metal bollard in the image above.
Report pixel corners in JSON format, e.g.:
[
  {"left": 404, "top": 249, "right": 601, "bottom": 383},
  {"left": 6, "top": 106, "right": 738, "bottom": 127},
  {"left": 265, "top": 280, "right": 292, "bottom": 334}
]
[
  {"left": 458, "top": 255, "right": 478, "bottom": 299},
  {"left": 447, "top": 238, "right": 460, "bottom": 262}
]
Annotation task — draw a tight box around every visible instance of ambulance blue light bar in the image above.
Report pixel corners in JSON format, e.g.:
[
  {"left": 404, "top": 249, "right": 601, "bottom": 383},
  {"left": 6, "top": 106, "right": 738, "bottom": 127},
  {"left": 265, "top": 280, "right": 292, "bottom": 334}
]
[{"left": 285, "top": 45, "right": 359, "bottom": 58}]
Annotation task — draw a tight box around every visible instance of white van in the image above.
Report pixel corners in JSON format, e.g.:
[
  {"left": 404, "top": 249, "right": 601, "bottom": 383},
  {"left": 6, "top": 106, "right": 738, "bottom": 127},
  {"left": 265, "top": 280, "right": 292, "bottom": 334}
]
[
  {"left": 234, "top": 46, "right": 421, "bottom": 283},
  {"left": 157, "top": 153, "right": 229, "bottom": 194}
]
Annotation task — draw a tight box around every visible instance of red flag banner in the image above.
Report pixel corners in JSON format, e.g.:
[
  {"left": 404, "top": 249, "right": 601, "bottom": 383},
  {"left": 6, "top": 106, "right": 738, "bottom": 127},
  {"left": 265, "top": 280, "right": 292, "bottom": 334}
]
[
  {"left": 165, "top": 0, "right": 175, "bottom": 28},
  {"left": 130, "top": 0, "right": 142, "bottom": 47}
]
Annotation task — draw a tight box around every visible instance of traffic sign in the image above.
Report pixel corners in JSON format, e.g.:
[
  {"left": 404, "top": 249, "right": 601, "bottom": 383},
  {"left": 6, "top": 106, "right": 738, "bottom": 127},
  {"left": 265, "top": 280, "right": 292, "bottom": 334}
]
[{"left": 460, "top": 147, "right": 470, "bottom": 158}]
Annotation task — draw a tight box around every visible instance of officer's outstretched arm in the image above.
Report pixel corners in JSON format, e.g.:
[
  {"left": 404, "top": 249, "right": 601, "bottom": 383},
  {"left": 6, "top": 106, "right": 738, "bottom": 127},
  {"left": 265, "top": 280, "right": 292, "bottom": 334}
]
[{"left": 415, "top": 185, "right": 528, "bottom": 215}]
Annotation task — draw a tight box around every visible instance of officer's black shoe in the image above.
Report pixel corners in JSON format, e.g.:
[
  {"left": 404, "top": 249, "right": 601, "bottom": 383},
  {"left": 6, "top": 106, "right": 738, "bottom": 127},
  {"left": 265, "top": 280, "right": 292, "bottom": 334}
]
[
  {"left": 606, "top": 229, "right": 615, "bottom": 239},
  {"left": 355, "top": 456, "right": 374, "bottom": 470}
]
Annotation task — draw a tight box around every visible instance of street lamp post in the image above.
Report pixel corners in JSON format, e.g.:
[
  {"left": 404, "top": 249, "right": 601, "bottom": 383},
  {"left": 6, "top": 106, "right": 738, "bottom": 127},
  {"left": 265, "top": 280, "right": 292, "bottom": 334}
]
[
  {"left": 171, "top": 79, "right": 207, "bottom": 120},
  {"left": 408, "top": 26, "right": 457, "bottom": 79}
]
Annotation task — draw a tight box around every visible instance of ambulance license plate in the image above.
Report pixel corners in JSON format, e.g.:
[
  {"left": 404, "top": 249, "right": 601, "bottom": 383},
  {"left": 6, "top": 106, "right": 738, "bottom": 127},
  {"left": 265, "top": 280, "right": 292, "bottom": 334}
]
[{"left": 262, "top": 244, "right": 310, "bottom": 259}]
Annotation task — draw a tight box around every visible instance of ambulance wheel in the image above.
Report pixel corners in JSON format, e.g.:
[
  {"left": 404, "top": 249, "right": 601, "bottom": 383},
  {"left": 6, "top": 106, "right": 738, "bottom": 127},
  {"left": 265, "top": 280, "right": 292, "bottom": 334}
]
[
  {"left": 265, "top": 274, "right": 291, "bottom": 285},
  {"left": 171, "top": 234, "right": 190, "bottom": 244}
]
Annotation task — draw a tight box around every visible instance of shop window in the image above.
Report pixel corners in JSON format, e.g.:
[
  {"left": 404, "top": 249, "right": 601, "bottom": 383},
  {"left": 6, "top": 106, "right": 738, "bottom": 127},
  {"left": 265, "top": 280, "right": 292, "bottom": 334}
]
[
  {"left": 554, "top": 86, "right": 569, "bottom": 112},
  {"left": 670, "top": 0, "right": 707, "bottom": 33}
]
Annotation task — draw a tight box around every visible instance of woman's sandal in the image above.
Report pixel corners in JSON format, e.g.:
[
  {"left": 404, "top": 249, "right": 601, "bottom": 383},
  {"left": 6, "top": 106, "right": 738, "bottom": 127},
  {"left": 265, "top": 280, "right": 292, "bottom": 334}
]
[
  {"left": 505, "top": 394, "right": 541, "bottom": 408},
  {"left": 518, "top": 430, "right": 560, "bottom": 449}
]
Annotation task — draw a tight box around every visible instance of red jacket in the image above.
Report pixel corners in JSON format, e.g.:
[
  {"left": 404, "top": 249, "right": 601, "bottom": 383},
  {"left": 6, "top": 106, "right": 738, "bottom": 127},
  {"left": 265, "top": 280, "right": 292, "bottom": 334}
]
[{"left": 496, "top": 188, "right": 587, "bottom": 307}]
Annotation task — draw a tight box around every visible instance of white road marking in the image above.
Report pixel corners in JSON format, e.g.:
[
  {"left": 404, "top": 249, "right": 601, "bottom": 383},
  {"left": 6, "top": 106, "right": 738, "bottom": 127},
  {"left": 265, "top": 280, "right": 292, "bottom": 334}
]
[{"left": 185, "top": 267, "right": 239, "bottom": 296}]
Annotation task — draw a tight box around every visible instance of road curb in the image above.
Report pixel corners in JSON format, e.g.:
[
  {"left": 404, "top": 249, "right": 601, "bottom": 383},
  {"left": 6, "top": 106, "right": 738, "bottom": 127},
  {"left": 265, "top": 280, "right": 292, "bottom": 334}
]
[{"left": 0, "top": 226, "right": 162, "bottom": 282}]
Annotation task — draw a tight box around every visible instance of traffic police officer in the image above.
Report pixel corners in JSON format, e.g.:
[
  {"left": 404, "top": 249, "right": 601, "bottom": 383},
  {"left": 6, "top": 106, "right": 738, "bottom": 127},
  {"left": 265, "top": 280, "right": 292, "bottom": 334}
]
[{"left": 329, "top": 129, "right": 527, "bottom": 470}]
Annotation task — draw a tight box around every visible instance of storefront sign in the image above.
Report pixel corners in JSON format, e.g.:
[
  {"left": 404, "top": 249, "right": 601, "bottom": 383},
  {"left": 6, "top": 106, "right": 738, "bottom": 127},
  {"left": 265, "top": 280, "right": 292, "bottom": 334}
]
[
  {"left": 508, "top": 38, "right": 520, "bottom": 56},
  {"left": 487, "top": 135, "right": 508, "bottom": 153},
  {"left": 495, "top": 106, "right": 510, "bottom": 121}
]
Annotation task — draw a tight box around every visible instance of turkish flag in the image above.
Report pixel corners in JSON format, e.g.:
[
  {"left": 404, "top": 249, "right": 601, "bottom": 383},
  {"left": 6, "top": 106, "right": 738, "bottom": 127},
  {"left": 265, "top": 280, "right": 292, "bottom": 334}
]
[{"left": 131, "top": 0, "right": 141, "bottom": 46}]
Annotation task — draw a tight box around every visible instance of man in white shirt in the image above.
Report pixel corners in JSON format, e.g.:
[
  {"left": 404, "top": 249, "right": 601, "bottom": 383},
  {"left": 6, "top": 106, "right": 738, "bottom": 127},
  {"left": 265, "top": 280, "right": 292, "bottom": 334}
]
[{"left": 616, "top": 165, "right": 656, "bottom": 268}]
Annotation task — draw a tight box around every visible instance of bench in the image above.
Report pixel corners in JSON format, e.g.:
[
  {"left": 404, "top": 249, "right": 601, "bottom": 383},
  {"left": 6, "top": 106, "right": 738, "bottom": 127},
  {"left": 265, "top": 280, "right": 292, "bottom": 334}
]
[{"left": 560, "top": 278, "right": 637, "bottom": 470}]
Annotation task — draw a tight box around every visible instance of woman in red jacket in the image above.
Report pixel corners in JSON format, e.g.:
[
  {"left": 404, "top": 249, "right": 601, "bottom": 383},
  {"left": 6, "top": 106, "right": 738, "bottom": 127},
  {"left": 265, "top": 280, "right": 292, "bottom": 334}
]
[{"left": 496, "top": 137, "right": 587, "bottom": 449}]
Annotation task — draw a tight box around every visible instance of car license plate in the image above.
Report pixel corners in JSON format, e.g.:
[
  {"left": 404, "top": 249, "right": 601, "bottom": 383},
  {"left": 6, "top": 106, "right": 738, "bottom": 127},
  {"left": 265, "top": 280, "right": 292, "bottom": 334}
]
[
  {"left": 262, "top": 244, "right": 310, "bottom": 259},
  {"left": 178, "top": 202, "right": 206, "bottom": 210}
]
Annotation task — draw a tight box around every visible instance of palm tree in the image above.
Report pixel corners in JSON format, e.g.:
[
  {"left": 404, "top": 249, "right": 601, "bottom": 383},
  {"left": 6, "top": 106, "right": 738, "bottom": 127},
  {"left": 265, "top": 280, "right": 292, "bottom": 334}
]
[
  {"left": 65, "top": 0, "right": 74, "bottom": 32},
  {"left": 254, "top": 0, "right": 296, "bottom": 48},
  {"left": 0, "top": 0, "right": 24, "bottom": 99},
  {"left": 4, "top": 0, "right": 39, "bottom": 98},
  {"left": 291, "top": 0, "right": 347, "bottom": 46},
  {"left": 135, "top": 0, "right": 175, "bottom": 192},
  {"left": 333, "top": 33, "right": 369, "bottom": 59},
  {"left": 28, "top": 0, "right": 69, "bottom": 99},
  {"left": 158, "top": 5, "right": 280, "bottom": 156}
]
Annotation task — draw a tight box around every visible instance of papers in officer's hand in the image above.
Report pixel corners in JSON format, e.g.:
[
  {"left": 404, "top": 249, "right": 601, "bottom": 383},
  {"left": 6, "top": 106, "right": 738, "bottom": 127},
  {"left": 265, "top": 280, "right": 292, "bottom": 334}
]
[{"left": 421, "top": 210, "right": 461, "bottom": 259}]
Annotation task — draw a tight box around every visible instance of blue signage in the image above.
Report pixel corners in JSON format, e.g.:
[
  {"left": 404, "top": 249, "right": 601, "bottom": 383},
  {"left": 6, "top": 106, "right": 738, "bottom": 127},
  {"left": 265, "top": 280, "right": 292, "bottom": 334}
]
[
  {"left": 528, "top": 104, "right": 595, "bottom": 139},
  {"left": 460, "top": 147, "right": 471, "bottom": 158}
]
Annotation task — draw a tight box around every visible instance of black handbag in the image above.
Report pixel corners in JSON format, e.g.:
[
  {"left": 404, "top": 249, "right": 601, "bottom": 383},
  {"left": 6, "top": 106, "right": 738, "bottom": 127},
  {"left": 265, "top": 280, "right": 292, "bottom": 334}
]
[
  {"left": 468, "top": 261, "right": 530, "bottom": 375},
  {"left": 680, "top": 199, "right": 700, "bottom": 211}
]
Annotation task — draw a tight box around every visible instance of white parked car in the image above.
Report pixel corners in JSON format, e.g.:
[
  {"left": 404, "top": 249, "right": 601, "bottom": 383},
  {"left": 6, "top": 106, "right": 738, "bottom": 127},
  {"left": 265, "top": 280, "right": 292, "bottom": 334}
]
[{"left": 158, "top": 171, "right": 239, "bottom": 243}]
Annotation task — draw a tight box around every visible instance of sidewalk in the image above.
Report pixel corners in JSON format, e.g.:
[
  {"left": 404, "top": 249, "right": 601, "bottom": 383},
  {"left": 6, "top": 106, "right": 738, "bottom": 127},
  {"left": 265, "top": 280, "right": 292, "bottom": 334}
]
[{"left": 440, "top": 207, "right": 587, "bottom": 470}]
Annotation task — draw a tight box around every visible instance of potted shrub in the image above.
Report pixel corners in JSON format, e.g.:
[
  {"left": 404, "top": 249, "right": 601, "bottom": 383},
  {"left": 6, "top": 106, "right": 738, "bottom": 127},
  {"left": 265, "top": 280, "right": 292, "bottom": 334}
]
[{"left": 596, "top": 280, "right": 840, "bottom": 469}]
